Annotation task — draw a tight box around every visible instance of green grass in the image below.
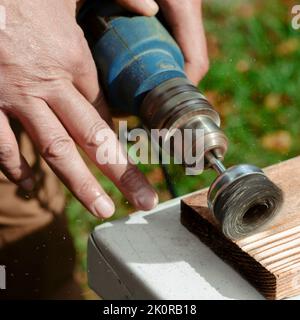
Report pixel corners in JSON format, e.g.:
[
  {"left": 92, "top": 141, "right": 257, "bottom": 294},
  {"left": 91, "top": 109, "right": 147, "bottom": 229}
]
[{"left": 66, "top": 0, "right": 300, "bottom": 295}]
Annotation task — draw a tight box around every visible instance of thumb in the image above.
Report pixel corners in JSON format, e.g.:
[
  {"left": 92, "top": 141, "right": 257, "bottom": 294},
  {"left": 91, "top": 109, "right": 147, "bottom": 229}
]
[{"left": 116, "top": 0, "right": 159, "bottom": 16}]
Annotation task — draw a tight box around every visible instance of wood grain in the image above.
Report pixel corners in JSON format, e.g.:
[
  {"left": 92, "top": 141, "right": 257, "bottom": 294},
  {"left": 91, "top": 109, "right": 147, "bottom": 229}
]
[{"left": 181, "top": 156, "right": 300, "bottom": 300}]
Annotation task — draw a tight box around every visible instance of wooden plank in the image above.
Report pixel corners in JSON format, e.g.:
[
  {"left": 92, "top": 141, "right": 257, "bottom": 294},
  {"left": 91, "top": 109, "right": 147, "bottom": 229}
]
[{"left": 181, "top": 156, "right": 300, "bottom": 300}]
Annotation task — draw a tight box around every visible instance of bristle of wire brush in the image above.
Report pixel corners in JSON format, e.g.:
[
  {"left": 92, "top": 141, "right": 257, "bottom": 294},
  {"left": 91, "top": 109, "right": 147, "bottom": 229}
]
[{"left": 213, "top": 174, "right": 283, "bottom": 240}]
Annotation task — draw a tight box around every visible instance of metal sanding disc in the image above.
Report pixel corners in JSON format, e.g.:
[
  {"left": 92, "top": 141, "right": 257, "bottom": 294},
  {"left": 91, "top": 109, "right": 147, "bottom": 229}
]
[{"left": 213, "top": 174, "right": 283, "bottom": 240}]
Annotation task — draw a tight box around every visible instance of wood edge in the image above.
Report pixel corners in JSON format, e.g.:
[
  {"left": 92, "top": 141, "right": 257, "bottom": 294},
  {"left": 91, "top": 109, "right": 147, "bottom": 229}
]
[{"left": 180, "top": 199, "right": 278, "bottom": 300}]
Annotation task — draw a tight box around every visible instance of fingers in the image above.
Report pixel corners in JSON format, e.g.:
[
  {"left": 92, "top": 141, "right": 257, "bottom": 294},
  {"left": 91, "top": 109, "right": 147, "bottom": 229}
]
[
  {"left": 116, "top": 0, "right": 159, "bottom": 16},
  {"left": 0, "top": 110, "right": 34, "bottom": 191},
  {"left": 158, "top": 0, "right": 209, "bottom": 84},
  {"left": 46, "top": 81, "right": 158, "bottom": 211},
  {"left": 16, "top": 101, "right": 115, "bottom": 219}
]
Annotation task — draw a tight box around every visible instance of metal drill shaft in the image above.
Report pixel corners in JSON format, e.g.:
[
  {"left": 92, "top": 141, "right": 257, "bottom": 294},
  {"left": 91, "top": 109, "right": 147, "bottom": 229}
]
[{"left": 205, "top": 151, "right": 226, "bottom": 175}]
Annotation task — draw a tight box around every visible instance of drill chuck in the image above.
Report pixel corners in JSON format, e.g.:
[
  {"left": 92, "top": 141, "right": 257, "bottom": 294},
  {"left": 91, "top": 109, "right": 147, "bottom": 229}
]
[{"left": 140, "top": 78, "right": 228, "bottom": 168}]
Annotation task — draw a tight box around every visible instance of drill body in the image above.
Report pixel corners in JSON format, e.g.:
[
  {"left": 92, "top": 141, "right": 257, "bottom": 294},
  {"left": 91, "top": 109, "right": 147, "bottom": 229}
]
[
  {"left": 78, "top": 0, "right": 228, "bottom": 167},
  {"left": 85, "top": 14, "right": 186, "bottom": 114}
]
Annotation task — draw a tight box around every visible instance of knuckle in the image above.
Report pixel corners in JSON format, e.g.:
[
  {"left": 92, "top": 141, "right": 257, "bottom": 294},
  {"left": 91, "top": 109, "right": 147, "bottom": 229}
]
[
  {"left": 77, "top": 179, "right": 96, "bottom": 198},
  {"left": 0, "top": 143, "right": 14, "bottom": 162},
  {"left": 85, "top": 121, "right": 110, "bottom": 148},
  {"left": 50, "top": 78, "right": 70, "bottom": 91},
  {"left": 120, "top": 165, "right": 142, "bottom": 191},
  {"left": 43, "top": 136, "right": 75, "bottom": 160},
  {"left": 5, "top": 166, "right": 22, "bottom": 181},
  {"left": 67, "top": 33, "right": 92, "bottom": 72}
]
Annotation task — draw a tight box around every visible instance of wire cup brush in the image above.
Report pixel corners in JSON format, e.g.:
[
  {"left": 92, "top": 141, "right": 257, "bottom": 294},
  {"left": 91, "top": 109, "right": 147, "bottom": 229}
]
[{"left": 206, "top": 152, "right": 283, "bottom": 240}]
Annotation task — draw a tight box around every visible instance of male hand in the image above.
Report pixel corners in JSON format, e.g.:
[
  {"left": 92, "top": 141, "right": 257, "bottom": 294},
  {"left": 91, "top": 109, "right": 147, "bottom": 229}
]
[{"left": 0, "top": 0, "right": 158, "bottom": 219}]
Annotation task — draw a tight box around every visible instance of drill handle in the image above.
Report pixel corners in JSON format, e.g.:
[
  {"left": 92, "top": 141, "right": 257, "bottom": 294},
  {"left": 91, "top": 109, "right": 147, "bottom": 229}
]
[{"left": 78, "top": 0, "right": 186, "bottom": 115}]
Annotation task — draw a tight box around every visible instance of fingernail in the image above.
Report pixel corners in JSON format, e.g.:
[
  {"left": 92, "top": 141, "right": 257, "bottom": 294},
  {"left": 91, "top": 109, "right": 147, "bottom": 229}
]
[
  {"left": 93, "top": 195, "right": 115, "bottom": 219},
  {"left": 145, "top": 0, "right": 159, "bottom": 15},
  {"left": 136, "top": 188, "right": 159, "bottom": 211},
  {"left": 20, "top": 177, "right": 35, "bottom": 192}
]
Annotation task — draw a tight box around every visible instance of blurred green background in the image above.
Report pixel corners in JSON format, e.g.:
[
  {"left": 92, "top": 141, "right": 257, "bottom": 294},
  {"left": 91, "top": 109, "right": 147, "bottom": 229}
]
[{"left": 67, "top": 0, "right": 300, "bottom": 298}]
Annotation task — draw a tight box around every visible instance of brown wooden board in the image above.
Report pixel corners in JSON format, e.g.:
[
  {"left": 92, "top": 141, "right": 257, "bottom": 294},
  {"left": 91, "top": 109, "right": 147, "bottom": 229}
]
[{"left": 181, "top": 156, "right": 300, "bottom": 300}]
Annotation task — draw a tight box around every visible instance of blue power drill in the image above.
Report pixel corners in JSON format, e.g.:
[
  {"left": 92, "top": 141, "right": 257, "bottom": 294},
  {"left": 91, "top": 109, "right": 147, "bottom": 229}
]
[{"left": 78, "top": 0, "right": 283, "bottom": 240}]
